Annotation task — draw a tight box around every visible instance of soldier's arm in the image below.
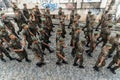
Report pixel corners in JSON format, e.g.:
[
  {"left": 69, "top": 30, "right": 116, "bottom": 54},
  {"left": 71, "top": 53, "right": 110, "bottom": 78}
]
[
  {"left": 23, "top": 35, "right": 27, "bottom": 46},
  {"left": 57, "top": 52, "right": 66, "bottom": 61}
]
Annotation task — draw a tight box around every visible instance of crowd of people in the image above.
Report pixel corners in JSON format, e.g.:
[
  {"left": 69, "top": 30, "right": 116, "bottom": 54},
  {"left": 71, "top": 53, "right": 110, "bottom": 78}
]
[{"left": 0, "top": 3, "right": 120, "bottom": 74}]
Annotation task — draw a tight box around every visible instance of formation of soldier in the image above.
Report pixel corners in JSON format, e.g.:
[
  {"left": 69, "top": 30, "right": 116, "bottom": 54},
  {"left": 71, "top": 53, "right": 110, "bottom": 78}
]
[{"left": 0, "top": 3, "right": 120, "bottom": 74}]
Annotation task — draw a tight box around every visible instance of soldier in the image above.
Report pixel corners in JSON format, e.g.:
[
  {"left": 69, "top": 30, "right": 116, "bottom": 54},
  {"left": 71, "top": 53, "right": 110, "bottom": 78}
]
[
  {"left": 0, "top": 26, "right": 11, "bottom": 51},
  {"left": 23, "top": 3, "right": 30, "bottom": 20},
  {"left": 73, "top": 38, "right": 86, "bottom": 68},
  {"left": 68, "top": 10, "right": 74, "bottom": 28},
  {"left": 34, "top": 5, "right": 42, "bottom": 28},
  {"left": 58, "top": 7, "right": 63, "bottom": 20},
  {"left": 56, "top": 38, "right": 68, "bottom": 65},
  {"left": 22, "top": 24, "right": 34, "bottom": 49},
  {"left": 93, "top": 43, "right": 112, "bottom": 71},
  {"left": 12, "top": 3, "right": 19, "bottom": 12},
  {"left": 96, "top": 24, "right": 112, "bottom": 47},
  {"left": 108, "top": 32, "right": 120, "bottom": 58},
  {"left": 14, "top": 11, "right": 27, "bottom": 35},
  {"left": 86, "top": 31, "right": 99, "bottom": 57},
  {"left": 95, "top": 10, "right": 109, "bottom": 31},
  {"left": 107, "top": 45, "right": 120, "bottom": 74},
  {"left": 39, "top": 28, "right": 53, "bottom": 53},
  {"left": 82, "top": 11, "right": 91, "bottom": 31},
  {"left": 56, "top": 28, "right": 62, "bottom": 43},
  {"left": 31, "top": 37, "right": 45, "bottom": 67},
  {"left": 71, "top": 27, "right": 81, "bottom": 57},
  {"left": 9, "top": 34, "right": 31, "bottom": 62},
  {"left": 1, "top": 13, "right": 20, "bottom": 39},
  {"left": 85, "top": 14, "right": 95, "bottom": 47},
  {"left": 60, "top": 20, "right": 66, "bottom": 38}
]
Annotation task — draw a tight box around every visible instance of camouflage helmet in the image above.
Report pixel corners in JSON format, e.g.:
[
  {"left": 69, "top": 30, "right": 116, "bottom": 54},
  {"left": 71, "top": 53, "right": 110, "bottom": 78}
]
[
  {"left": 94, "top": 31, "right": 99, "bottom": 35},
  {"left": 105, "top": 43, "right": 112, "bottom": 47},
  {"left": 57, "top": 28, "right": 62, "bottom": 32},
  {"left": 108, "top": 23, "right": 113, "bottom": 28},
  {"left": 116, "top": 32, "right": 120, "bottom": 36},
  {"left": 59, "top": 38, "right": 64, "bottom": 42},
  {"left": 80, "top": 38, "right": 86, "bottom": 42},
  {"left": 39, "top": 28, "right": 44, "bottom": 32},
  {"left": 22, "top": 24, "right": 27, "bottom": 27}
]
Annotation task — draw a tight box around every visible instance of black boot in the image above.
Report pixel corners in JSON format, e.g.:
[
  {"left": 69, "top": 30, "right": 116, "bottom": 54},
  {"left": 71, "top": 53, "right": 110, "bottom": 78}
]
[
  {"left": 107, "top": 66, "right": 111, "bottom": 69},
  {"left": 25, "top": 58, "right": 31, "bottom": 63},
  {"left": 93, "top": 66, "right": 99, "bottom": 71},
  {"left": 110, "top": 68, "right": 116, "bottom": 74},
  {"left": 88, "top": 53, "right": 92, "bottom": 57},
  {"left": 79, "top": 65, "right": 84, "bottom": 69},
  {"left": 1, "top": 58, "right": 6, "bottom": 62},
  {"left": 108, "top": 55, "right": 112, "bottom": 58},
  {"left": 62, "top": 60, "right": 68, "bottom": 64},
  {"left": 15, "top": 58, "right": 22, "bottom": 62},
  {"left": 56, "top": 62, "right": 62, "bottom": 65},
  {"left": 9, "top": 57, "right": 15, "bottom": 60},
  {"left": 36, "top": 62, "right": 43, "bottom": 67},
  {"left": 73, "top": 63, "right": 78, "bottom": 66}
]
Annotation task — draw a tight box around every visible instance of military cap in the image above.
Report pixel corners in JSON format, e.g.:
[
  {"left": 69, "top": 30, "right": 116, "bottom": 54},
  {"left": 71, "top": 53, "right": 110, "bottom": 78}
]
[
  {"left": 59, "top": 38, "right": 64, "bottom": 42},
  {"left": 105, "top": 43, "right": 112, "bottom": 47},
  {"left": 1, "top": 13, "right": 5, "bottom": 16},
  {"left": 108, "top": 23, "right": 113, "bottom": 27},
  {"left": 22, "top": 24, "right": 27, "bottom": 27},
  {"left": 41, "top": 18, "right": 45, "bottom": 21},
  {"left": 32, "top": 36, "right": 38, "bottom": 41},
  {"left": 94, "top": 31, "right": 99, "bottom": 35},
  {"left": 0, "top": 25, "right": 5, "bottom": 29},
  {"left": 80, "top": 38, "right": 86, "bottom": 41},
  {"left": 116, "top": 32, "right": 120, "bottom": 36},
  {"left": 57, "top": 28, "right": 62, "bottom": 32},
  {"left": 39, "top": 28, "right": 44, "bottom": 32}
]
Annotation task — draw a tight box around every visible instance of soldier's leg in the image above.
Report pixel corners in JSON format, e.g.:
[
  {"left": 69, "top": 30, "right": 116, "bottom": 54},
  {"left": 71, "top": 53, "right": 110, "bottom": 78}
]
[
  {"left": 44, "top": 45, "right": 53, "bottom": 53},
  {"left": 102, "top": 39, "right": 107, "bottom": 47},
  {"left": 95, "top": 22, "right": 101, "bottom": 31},
  {"left": 27, "top": 41, "right": 32, "bottom": 49},
  {"left": 108, "top": 45, "right": 116, "bottom": 58},
  {"left": 93, "top": 58, "right": 100, "bottom": 71},
  {"left": 73, "top": 56, "right": 79, "bottom": 66},
  {"left": 2, "top": 49, "right": 14, "bottom": 60},
  {"left": 110, "top": 63, "right": 120, "bottom": 74},
  {"left": 107, "top": 59, "right": 116, "bottom": 69},
  {"left": 0, "top": 52, "right": 6, "bottom": 62},
  {"left": 79, "top": 55, "right": 84, "bottom": 68},
  {"left": 71, "top": 48, "right": 76, "bottom": 57},
  {"left": 62, "top": 54, "right": 68, "bottom": 64},
  {"left": 23, "top": 49, "right": 31, "bottom": 62}
]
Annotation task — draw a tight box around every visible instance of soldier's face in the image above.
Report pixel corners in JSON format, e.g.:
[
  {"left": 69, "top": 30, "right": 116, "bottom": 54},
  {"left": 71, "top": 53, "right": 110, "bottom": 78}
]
[
  {"left": 107, "top": 46, "right": 112, "bottom": 50},
  {"left": 10, "top": 35, "right": 16, "bottom": 40}
]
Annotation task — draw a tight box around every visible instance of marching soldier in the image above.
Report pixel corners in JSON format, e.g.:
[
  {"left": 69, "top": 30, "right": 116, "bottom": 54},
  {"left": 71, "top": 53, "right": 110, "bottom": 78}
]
[
  {"left": 58, "top": 7, "right": 63, "bottom": 20},
  {"left": 60, "top": 20, "right": 66, "bottom": 38},
  {"left": 71, "top": 27, "right": 81, "bottom": 57},
  {"left": 56, "top": 28, "right": 62, "bottom": 43},
  {"left": 1, "top": 13, "right": 20, "bottom": 39},
  {"left": 31, "top": 37, "right": 45, "bottom": 67},
  {"left": 39, "top": 28, "right": 54, "bottom": 53},
  {"left": 56, "top": 38, "right": 68, "bottom": 65},
  {"left": 9, "top": 34, "right": 31, "bottom": 62},
  {"left": 73, "top": 38, "right": 86, "bottom": 68},
  {"left": 0, "top": 40, "right": 15, "bottom": 62},
  {"left": 96, "top": 23, "right": 112, "bottom": 47},
  {"left": 82, "top": 11, "right": 91, "bottom": 31},
  {"left": 86, "top": 31, "right": 99, "bottom": 57},
  {"left": 85, "top": 14, "right": 95, "bottom": 47},
  {"left": 23, "top": 3, "right": 30, "bottom": 20},
  {"left": 107, "top": 45, "right": 120, "bottom": 74},
  {"left": 22, "top": 24, "right": 34, "bottom": 49},
  {"left": 68, "top": 10, "right": 74, "bottom": 28},
  {"left": 93, "top": 43, "right": 112, "bottom": 71},
  {"left": 108, "top": 32, "right": 120, "bottom": 58}
]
